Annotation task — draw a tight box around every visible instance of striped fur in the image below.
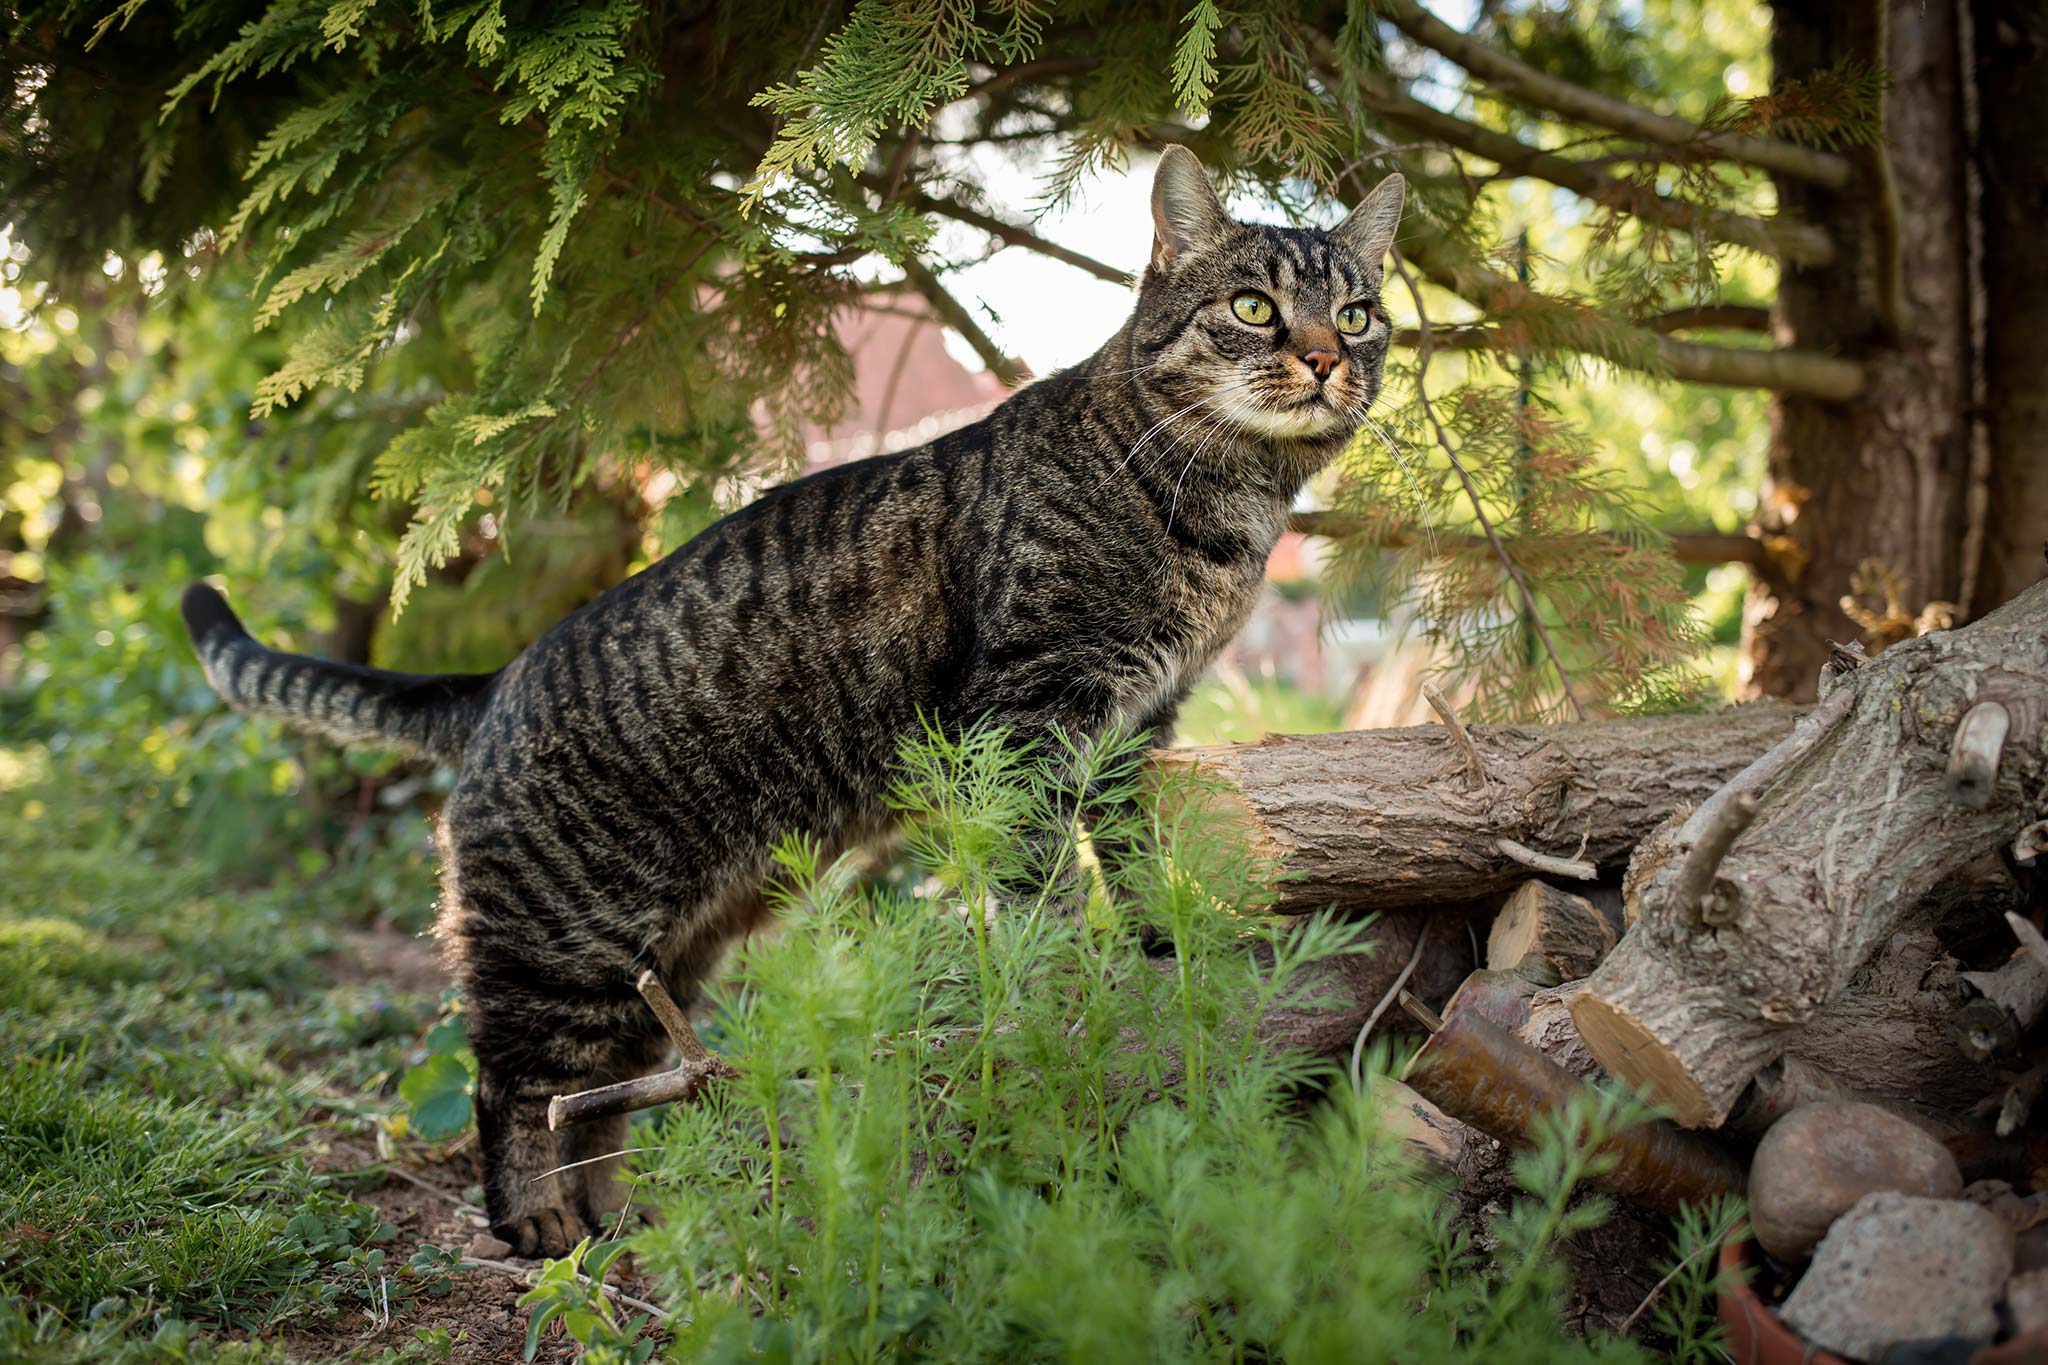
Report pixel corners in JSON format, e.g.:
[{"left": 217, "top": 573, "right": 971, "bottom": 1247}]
[{"left": 183, "top": 149, "right": 1404, "bottom": 1256}]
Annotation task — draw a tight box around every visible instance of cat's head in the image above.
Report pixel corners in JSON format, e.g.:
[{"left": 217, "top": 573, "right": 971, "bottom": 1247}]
[{"left": 1129, "top": 146, "right": 1404, "bottom": 447}]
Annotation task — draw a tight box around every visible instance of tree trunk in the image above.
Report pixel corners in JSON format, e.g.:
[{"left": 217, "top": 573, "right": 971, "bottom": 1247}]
[
  {"left": 1744, "top": 0, "right": 1975, "bottom": 699},
  {"left": 1967, "top": 1, "right": 2048, "bottom": 615},
  {"left": 1575, "top": 579, "right": 2048, "bottom": 1127},
  {"left": 1154, "top": 704, "right": 1800, "bottom": 915}
]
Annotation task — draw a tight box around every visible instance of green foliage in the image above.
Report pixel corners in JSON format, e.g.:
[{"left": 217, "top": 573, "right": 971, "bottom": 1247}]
[
  {"left": 0, "top": 0, "right": 1856, "bottom": 711},
  {"left": 1649, "top": 1194, "right": 1748, "bottom": 1364},
  {"left": 621, "top": 721, "right": 1689, "bottom": 1360},
  {"left": 1324, "top": 376, "right": 1712, "bottom": 721},
  {"left": 518, "top": 1238, "right": 654, "bottom": 1364}
]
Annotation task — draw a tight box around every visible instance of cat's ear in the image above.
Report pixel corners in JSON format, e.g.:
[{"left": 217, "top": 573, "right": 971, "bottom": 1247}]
[
  {"left": 1150, "top": 146, "right": 1232, "bottom": 270},
  {"left": 1333, "top": 172, "right": 1406, "bottom": 265}
]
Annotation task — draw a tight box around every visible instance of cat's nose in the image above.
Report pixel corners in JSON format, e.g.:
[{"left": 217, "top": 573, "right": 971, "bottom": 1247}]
[{"left": 1298, "top": 349, "right": 1340, "bottom": 383}]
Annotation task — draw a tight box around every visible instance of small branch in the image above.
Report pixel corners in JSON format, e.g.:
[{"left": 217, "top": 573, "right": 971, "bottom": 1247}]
[
  {"left": 2005, "top": 911, "right": 2048, "bottom": 966},
  {"left": 549, "top": 971, "right": 735, "bottom": 1129},
  {"left": 1386, "top": 321, "right": 1862, "bottom": 401},
  {"left": 548, "top": 1059, "right": 733, "bottom": 1131},
  {"left": 1672, "top": 790, "right": 1759, "bottom": 927},
  {"left": 1350, "top": 922, "right": 1432, "bottom": 1087},
  {"left": 636, "top": 970, "right": 711, "bottom": 1066},
  {"left": 1999, "top": 1063, "right": 2048, "bottom": 1138},
  {"left": 1496, "top": 838, "right": 1598, "bottom": 882},
  {"left": 1339, "top": 66, "right": 1833, "bottom": 265},
  {"left": 1651, "top": 334, "right": 1864, "bottom": 401},
  {"left": 1391, "top": 247, "right": 1588, "bottom": 720},
  {"left": 1676, "top": 685, "right": 1855, "bottom": 848},
  {"left": 909, "top": 192, "right": 1133, "bottom": 286},
  {"left": 1423, "top": 682, "right": 1487, "bottom": 789},
  {"left": 1640, "top": 305, "right": 1772, "bottom": 334},
  {"left": 898, "top": 257, "right": 1031, "bottom": 387},
  {"left": 1376, "top": 0, "right": 1854, "bottom": 190},
  {"left": 1399, "top": 990, "right": 1447, "bottom": 1034},
  {"left": 1945, "top": 701, "right": 2011, "bottom": 810},
  {"left": 1383, "top": 233, "right": 1865, "bottom": 403}
]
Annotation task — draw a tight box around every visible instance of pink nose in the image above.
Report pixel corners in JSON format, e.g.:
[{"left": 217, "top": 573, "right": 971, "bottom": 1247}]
[{"left": 1299, "top": 349, "right": 1339, "bottom": 382}]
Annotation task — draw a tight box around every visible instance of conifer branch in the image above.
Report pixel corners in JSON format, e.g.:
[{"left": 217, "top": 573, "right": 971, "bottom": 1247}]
[
  {"left": 1376, "top": 0, "right": 1855, "bottom": 190},
  {"left": 1390, "top": 248, "right": 1588, "bottom": 722},
  {"left": 905, "top": 192, "right": 1134, "bottom": 286},
  {"left": 1287, "top": 513, "right": 1769, "bottom": 570},
  {"left": 1347, "top": 72, "right": 1834, "bottom": 265},
  {"left": 898, "top": 258, "right": 1031, "bottom": 387},
  {"left": 1389, "top": 240, "right": 1863, "bottom": 401}
]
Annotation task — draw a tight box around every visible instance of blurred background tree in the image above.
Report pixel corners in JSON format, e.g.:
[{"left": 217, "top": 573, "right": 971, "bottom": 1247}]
[{"left": 3, "top": 0, "right": 2042, "bottom": 747}]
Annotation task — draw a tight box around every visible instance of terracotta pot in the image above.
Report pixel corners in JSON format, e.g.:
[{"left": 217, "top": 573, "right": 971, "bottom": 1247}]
[{"left": 1717, "top": 1234, "right": 1851, "bottom": 1365}]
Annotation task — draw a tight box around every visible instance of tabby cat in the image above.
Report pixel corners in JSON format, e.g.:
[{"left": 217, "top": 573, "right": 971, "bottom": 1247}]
[{"left": 182, "top": 147, "right": 1405, "bottom": 1256}]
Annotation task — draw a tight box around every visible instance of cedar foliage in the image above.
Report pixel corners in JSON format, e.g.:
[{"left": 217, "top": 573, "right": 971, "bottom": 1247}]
[{"left": 3, "top": 2, "right": 1872, "bottom": 703}]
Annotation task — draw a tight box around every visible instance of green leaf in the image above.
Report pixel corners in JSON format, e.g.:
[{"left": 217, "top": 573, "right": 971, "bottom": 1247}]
[{"left": 398, "top": 1054, "right": 474, "bottom": 1139}]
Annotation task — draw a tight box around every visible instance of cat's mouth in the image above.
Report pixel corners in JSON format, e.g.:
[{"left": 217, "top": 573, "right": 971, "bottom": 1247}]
[{"left": 1230, "top": 392, "right": 1351, "bottom": 440}]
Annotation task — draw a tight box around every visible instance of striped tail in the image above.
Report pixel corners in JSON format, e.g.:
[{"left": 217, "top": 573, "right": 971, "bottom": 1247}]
[{"left": 180, "top": 583, "right": 496, "bottom": 762}]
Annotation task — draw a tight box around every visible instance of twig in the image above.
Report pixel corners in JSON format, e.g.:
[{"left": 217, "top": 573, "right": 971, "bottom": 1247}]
[
  {"left": 1399, "top": 990, "right": 1446, "bottom": 1034},
  {"left": 1495, "top": 838, "right": 1597, "bottom": 882},
  {"left": 1999, "top": 1063, "right": 2047, "bottom": 1138},
  {"left": 1946, "top": 701, "right": 2011, "bottom": 810},
  {"left": 460, "top": 1256, "right": 672, "bottom": 1320},
  {"left": 1389, "top": 247, "right": 1588, "bottom": 721},
  {"left": 549, "top": 973, "right": 735, "bottom": 1129},
  {"left": 1677, "top": 686, "right": 1853, "bottom": 848},
  {"left": 1350, "top": 923, "right": 1432, "bottom": 1088},
  {"left": 2006, "top": 912, "right": 2048, "bottom": 965},
  {"left": 898, "top": 257, "right": 1030, "bottom": 387},
  {"left": 1673, "top": 790, "right": 1759, "bottom": 927},
  {"left": 636, "top": 970, "right": 711, "bottom": 1066},
  {"left": 1422, "top": 682, "right": 1486, "bottom": 789}
]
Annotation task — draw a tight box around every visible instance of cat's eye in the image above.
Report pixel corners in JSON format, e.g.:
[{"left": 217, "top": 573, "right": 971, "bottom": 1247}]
[
  {"left": 1337, "top": 303, "right": 1376, "bottom": 336},
  {"left": 1230, "top": 291, "right": 1276, "bottom": 326}
]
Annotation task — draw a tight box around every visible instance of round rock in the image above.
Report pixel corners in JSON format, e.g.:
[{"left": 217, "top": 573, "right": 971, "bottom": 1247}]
[{"left": 1749, "top": 1101, "right": 1963, "bottom": 1262}]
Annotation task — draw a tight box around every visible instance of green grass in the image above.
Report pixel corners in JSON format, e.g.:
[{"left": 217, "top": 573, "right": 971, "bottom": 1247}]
[{"left": 0, "top": 721, "right": 449, "bottom": 1359}]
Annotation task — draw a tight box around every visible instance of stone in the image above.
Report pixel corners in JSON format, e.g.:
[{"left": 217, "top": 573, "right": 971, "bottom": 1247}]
[
  {"left": 1749, "top": 1102, "right": 1964, "bottom": 1262},
  {"left": 1780, "top": 1193, "right": 2010, "bottom": 1360},
  {"left": 2010, "top": 1267, "right": 2048, "bottom": 1336},
  {"left": 466, "top": 1231, "right": 515, "bottom": 1260}
]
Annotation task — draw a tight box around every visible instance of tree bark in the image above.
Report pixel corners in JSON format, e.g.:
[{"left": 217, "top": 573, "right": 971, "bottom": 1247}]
[
  {"left": 1967, "top": 1, "right": 2048, "bottom": 615},
  {"left": 1744, "top": 0, "right": 1976, "bottom": 700},
  {"left": 1574, "top": 580, "right": 2048, "bottom": 1127},
  {"left": 1154, "top": 704, "right": 1801, "bottom": 915}
]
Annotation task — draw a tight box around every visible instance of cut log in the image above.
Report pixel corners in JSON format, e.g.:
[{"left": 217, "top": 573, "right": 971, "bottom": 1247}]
[
  {"left": 1155, "top": 703, "right": 1802, "bottom": 915},
  {"left": 1488, "top": 880, "right": 1617, "bottom": 977},
  {"left": 1398, "top": 991, "right": 1746, "bottom": 1215},
  {"left": 1573, "top": 580, "right": 2048, "bottom": 1127}
]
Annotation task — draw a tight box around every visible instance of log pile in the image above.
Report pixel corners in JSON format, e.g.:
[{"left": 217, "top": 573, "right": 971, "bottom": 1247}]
[{"left": 1183, "top": 577, "right": 2048, "bottom": 1346}]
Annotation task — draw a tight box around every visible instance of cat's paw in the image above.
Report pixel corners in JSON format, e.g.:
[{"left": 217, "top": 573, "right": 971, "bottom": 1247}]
[{"left": 495, "top": 1206, "right": 588, "bottom": 1259}]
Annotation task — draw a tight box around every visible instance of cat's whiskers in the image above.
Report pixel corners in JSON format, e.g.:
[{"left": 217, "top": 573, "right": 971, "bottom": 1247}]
[
  {"left": 1102, "top": 380, "right": 1257, "bottom": 487},
  {"left": 1349, "top": 398, "right": 1440, "bottom": 560},
  {"left": 1167, "top": 391, "right": 1262, "bottom": 533}
]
